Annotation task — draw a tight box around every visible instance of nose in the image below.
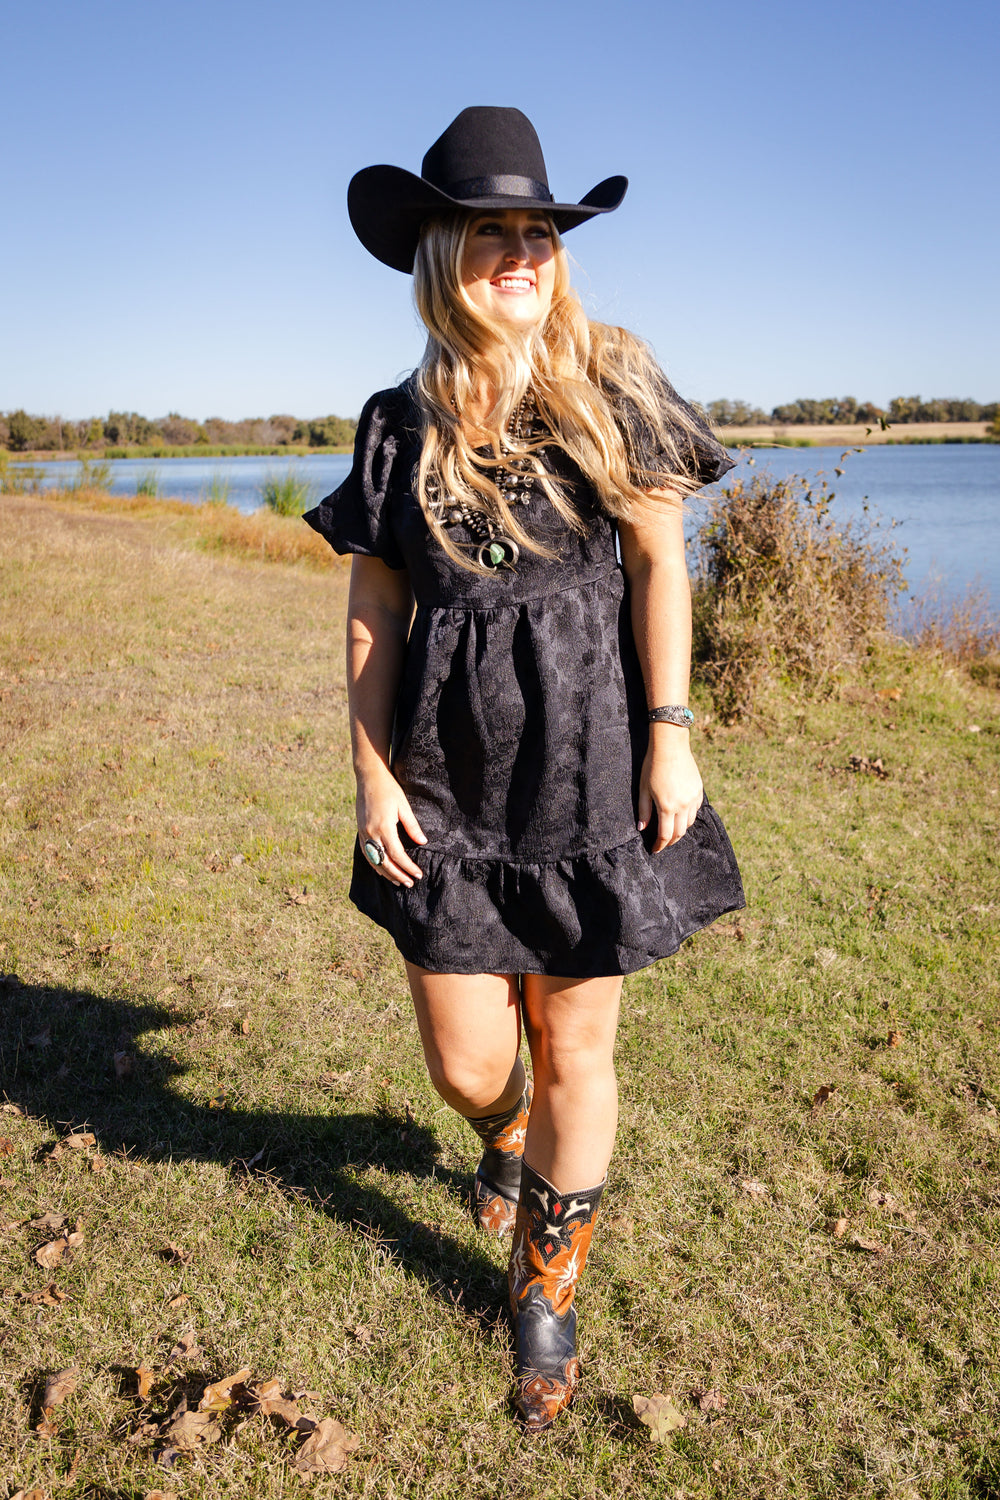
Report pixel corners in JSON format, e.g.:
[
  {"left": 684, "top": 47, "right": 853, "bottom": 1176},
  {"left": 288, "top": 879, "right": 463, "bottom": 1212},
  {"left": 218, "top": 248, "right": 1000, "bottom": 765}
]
[{"left": 502, "top": 230, "right": 531, "bottom": 263}]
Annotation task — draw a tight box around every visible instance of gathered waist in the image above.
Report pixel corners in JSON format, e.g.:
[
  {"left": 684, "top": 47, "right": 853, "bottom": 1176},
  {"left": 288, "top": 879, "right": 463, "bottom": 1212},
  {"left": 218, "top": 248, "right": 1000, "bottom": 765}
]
[{"left": 411, "top": 563, "right": 624, "bottom": 614}]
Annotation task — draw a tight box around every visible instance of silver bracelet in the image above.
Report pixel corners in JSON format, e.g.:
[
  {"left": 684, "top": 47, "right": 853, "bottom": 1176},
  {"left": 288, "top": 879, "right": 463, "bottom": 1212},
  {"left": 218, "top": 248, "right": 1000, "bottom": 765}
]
[{"left": 648, "top": 704, "right": 694, "bottom": 727}]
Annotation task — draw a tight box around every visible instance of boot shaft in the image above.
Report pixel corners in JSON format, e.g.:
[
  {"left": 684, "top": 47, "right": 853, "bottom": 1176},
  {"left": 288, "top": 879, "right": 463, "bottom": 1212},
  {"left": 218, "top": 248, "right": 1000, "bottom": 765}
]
[{"left": 508, "top": 1161, "right": 604, "bottom": 1319}]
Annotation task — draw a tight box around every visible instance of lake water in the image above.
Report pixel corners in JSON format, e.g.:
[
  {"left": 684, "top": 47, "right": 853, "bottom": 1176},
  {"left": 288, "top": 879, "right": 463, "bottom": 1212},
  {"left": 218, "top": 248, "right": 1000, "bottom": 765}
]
[{"left": 16, "top": 442, "right": 1000, "bottom": 608}]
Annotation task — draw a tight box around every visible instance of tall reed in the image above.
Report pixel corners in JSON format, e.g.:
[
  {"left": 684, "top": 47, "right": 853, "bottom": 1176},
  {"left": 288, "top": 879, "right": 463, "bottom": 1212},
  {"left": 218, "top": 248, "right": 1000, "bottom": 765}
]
[
  {"left": 134, "top": 467, "right": 161, "bottom": 498},
  {"left": 261, "top": 466, "right": 315, "bottom": 517}
]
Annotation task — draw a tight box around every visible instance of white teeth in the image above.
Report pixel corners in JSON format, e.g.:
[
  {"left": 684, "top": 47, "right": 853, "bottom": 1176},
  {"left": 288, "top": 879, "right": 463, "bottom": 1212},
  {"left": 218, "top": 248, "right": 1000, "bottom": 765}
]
[{"left": 495, "top": 277, "right": 532, "bottom": 291}]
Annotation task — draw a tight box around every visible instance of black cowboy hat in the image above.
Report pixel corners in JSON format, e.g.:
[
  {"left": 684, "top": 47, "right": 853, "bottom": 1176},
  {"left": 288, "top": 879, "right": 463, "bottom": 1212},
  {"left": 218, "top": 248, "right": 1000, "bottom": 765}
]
[{"left": 347, "top": 106, "right": 627, "bottom": 274}]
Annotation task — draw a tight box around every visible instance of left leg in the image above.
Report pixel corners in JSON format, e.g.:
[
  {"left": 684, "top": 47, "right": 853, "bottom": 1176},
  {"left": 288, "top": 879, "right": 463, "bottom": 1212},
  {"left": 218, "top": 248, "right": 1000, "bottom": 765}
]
[
  {"left": 509, "top": 973, "right": 624, "bottom": 1431},
  {"left": 520, "top": 974, "right": 623, "bottom": 1190}
]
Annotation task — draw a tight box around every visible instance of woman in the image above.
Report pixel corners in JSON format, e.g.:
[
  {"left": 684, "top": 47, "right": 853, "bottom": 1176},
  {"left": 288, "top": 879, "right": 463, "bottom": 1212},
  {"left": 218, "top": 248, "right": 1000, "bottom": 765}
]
[{"left": 305, "top": 106, "right": 744, "bottom": 1432}]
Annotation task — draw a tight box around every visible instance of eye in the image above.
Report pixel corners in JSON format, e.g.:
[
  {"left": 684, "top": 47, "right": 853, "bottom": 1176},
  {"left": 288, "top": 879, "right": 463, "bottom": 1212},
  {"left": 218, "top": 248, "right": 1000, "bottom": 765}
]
[{"left": 473, "top": 220, "right": 503, "bottom": 236}]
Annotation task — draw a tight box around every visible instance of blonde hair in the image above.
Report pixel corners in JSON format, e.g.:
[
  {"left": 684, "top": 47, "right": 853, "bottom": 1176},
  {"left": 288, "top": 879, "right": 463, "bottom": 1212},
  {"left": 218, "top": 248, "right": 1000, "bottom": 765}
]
[{"left": 411, "top": 209, "right": 711, "bottom": 571}]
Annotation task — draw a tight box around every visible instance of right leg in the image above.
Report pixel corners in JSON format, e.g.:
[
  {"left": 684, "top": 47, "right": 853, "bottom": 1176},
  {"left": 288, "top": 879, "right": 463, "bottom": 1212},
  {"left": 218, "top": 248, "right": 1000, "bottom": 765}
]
[
  {"left": 404, "top": 964, "right": 530, "bottom": 1233},
  {"left": 404, "top": 963, "right": 524, "bottom": 1116}
]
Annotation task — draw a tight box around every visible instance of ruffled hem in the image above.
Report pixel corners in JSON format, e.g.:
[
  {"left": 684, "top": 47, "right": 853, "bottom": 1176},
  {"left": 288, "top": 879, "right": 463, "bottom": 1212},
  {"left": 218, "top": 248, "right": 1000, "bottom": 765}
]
[{"left": 348, "top": 800, "right": 745, "bottom": 977}]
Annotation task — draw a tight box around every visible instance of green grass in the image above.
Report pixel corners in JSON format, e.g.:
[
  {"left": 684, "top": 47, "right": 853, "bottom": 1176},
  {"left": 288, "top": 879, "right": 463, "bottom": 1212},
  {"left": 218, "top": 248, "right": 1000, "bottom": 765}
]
[
  {"left": 0, "top": 490, "right": 998, "bottom": 1498},
  {"left": 200, "top": 469, "right": 233, "bottom": 506},
  {"left": 261, "top": 465, "right": 315, "bottom": 517},
  {"left": 134, "top": 466, "right": 161, "bottom": 498}
]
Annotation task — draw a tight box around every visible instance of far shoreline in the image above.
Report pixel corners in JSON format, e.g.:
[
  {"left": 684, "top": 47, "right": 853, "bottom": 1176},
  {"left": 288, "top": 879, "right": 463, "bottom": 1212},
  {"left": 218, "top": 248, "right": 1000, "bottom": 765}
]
[{"left": 717, "top": 420, "right": 991, "bottom": 448}]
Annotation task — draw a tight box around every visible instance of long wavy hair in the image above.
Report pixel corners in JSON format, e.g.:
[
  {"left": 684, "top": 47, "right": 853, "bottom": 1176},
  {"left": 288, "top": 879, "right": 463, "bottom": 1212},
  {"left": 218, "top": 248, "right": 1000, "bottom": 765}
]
[{"left": 411, "top": 209, "right": 710, "bottom": 571}]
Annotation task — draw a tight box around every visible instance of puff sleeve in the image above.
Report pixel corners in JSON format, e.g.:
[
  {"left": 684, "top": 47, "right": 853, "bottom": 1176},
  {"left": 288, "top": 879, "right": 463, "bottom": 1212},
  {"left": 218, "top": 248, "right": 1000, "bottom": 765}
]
[
  {"left": 611, "top": 368, "right": 735, "bottom": 492},
  {"left": 302, "top": 390, "right": 408, "bottom": 570}
]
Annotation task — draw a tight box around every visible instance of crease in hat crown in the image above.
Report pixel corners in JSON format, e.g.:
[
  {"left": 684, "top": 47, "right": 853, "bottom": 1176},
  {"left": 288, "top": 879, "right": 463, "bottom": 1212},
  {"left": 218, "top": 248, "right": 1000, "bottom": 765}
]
[{"left": 347, "top": 106, "right": 627, "bottom": 274}]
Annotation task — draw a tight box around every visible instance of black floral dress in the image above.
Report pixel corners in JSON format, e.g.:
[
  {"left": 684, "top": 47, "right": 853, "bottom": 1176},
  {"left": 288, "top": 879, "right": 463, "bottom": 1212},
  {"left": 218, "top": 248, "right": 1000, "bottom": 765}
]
[{"left": 304, "top": 377, "right": 744, "bottom": 976}]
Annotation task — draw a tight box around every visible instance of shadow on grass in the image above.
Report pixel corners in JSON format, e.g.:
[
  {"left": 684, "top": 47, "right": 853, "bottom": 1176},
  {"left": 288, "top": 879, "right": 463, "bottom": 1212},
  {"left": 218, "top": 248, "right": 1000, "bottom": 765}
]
[{"left": 0, "top": 978, "right": 506, "bottom": 1326}]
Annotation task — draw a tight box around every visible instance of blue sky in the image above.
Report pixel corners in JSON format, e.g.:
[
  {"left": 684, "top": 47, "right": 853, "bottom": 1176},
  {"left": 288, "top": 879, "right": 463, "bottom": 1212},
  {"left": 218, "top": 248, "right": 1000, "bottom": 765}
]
[{"left": 2, "top": 0, "right": 997, "bottom": 421}]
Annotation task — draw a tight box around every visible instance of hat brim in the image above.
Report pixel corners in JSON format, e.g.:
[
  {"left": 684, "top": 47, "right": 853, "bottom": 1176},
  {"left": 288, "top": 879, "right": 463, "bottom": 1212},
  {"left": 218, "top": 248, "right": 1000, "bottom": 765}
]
[{"left": 348, "top": 164, "right": 628, "bottom": 274}]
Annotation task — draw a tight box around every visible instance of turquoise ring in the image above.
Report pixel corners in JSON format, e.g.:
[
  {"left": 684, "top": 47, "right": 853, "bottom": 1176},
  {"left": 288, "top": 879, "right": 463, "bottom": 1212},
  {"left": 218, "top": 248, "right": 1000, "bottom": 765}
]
[{"left": 363, "top": 838, "right": 386, "bottom": 867}]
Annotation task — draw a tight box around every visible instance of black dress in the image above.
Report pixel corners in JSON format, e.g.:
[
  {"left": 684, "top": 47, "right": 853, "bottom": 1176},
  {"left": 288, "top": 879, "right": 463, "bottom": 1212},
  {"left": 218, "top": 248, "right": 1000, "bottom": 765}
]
[{"left": 304, "top": 377, "right": 744, "bottom": 977}]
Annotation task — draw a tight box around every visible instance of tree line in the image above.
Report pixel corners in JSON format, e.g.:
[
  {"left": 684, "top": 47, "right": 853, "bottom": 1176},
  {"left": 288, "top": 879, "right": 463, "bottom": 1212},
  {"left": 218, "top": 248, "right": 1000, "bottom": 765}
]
[
  {"left": 706, "top": 396, "right": 998, "bottom": 427},
  {"left": 3, "top": 396, "right": 997, "bottom": 453},
  {"left": 0, "top": 409, "right": 358, "bottom": 453}
]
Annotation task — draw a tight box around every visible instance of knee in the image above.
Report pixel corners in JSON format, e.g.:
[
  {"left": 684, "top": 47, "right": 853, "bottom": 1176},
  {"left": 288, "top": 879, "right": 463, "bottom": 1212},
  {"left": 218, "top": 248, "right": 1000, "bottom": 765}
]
[
  {"left": 527, "top": 1021, "right": 615, "bottom": 1088},
  {"left": 425, "top": 1051, "right": 514, "bottom": 1115}
]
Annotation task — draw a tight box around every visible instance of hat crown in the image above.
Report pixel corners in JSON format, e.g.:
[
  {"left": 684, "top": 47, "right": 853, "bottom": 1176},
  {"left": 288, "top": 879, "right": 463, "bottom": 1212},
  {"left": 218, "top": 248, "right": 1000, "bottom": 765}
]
[{"left": 420, "top": 106, "right": 551, "bottom": 200}]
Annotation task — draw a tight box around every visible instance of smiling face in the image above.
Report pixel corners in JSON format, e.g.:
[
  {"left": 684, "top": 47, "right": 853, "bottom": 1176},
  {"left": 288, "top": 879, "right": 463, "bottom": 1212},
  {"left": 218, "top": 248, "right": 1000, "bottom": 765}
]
[{"left": 459, "top": 208, "right": 557, "bottom": 331}]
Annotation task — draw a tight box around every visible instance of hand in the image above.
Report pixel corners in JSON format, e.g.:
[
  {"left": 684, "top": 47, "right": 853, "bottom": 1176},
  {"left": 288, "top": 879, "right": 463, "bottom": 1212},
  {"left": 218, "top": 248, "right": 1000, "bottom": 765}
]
[
  {"left": 637, "top": 730, "right": 704, "bottom": 852},
  {"left": 356, "top": 763, "right": 427, "bottom": 888}
]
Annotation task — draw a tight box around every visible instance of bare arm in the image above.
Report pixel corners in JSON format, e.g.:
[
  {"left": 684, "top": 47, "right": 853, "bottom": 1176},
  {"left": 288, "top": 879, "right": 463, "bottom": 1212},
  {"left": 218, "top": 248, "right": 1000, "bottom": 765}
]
[
  {"left": 618, "top": 493, "right": 703, "bottom": 852},
  {"left": 347, "top": 554, "right": 426, "bottom": 886}
]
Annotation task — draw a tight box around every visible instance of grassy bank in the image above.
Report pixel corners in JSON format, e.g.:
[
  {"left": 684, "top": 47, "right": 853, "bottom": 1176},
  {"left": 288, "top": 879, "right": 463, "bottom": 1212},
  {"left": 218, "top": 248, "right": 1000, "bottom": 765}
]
[
  {"left": 10, "top": 443, "right": 353, "bottom": 461},
  {"left": 719, "top": 421, "right": 992, "bottom": 448},
  {"left": 1, "top": 490, "right": 999, "bottom": 1499}
]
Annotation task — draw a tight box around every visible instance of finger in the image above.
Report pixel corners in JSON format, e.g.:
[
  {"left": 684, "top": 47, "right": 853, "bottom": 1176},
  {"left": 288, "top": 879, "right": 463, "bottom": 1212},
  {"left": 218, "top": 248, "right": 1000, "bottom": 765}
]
[
  {"left": 652, "top": 808, "right": 684, "bottom": 852},
  {"left": 359, "top": 831, "right": 419, "bottom": 887},
  {"left": 382, "top": 829, "right": 424, "bottom": 882},
  {"left": 398, "top": 800, "right": 428, "bottom": 846},
  {"left": 636, "top": 783, "right": 653, "bottom": 833}
]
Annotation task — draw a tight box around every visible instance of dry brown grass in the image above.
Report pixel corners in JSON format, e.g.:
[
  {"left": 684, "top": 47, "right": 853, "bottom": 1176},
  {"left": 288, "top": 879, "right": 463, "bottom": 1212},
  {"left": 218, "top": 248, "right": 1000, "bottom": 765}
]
[
  {"left": 719, "top": 421, "right": 990, "bottom": 447},
  {"left": 34, "top": 484, "right": 344, "bottom": 569}
]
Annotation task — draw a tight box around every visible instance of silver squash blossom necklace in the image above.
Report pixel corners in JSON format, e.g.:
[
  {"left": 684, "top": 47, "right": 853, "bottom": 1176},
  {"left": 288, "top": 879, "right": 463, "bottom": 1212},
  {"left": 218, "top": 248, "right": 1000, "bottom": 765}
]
[{"left": 433, "top": 392, "right": 544, "bottom": 570}]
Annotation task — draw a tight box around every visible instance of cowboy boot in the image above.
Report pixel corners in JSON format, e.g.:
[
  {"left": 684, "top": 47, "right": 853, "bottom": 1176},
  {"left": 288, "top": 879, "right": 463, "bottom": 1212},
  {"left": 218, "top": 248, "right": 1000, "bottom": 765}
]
[
  {"left": 507, "top": 1159, "right": 605, "bottom": 1432},
  {"left": 465, "top": 1080, "right": 532, "bottom": 1235}
]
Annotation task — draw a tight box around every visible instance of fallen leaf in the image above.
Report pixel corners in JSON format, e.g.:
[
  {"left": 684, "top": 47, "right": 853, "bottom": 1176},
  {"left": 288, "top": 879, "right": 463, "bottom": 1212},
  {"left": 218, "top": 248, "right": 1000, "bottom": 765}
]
[
  {"left": 867, "top": 1189, "right": 899, "bottom": 1211},
  {"left": 740, "top": 1179, "right": 769, "bottom": 1197},
  {"left": 36, "top": 1238, "right": 70, "bottom": 1270},
  {"left": 167, "top": 1294, "right": 189, "bottom": 1309},
  {"left": 144, "top": 1491, "right": 178, "bottom": 1499},
  {"left": 0, "top": 1137, "right": 14, "bottom": 1156},
  {"left": 156, "top": 1445, "right": 181, "bottom": 1469},
  {"left": 293, "top": 1416, "right": 359, "bottom": 1475},
  {"left": 136, "top": 1365, "right": 157, "bottom": 1400},
  {"left": 198, "top": 1367, "right": 252, "bottom": 1413},
  {"left": 42, "top": 1366, "right": 78, "bottom": 1414},
  {"left": 240, "top": 1018, "right": 251, "bottom": 1035},
  {"left": 29, "top": 1212, "right": 67, "bottom": 1231},
  {"left": 2, "top": 1102, "right": 26, "bottom": 1116},
  {"left": 853, "top": 1236, "right": 886, "bottom": 1254},
  {"left": 632, "top": 1393, "right": 687, "bottom": 1442},
  {"left": 876, "top": 687, "right": 902, "bottom": 701},
  {"left": 28, "top": 1028, "right": 52, "bottom": 1049},
  {"left": 11, "top": 1489, "right": 49, "bottom": 1499},
  {"left": 259, "top": 1394, "right": 314, "bottom": 1429},
  {"left": 114, "top": 1050, "right": 135, "bottom": 1080},
  {"left": 811, "top": 1084, "right": 836, "bottom": 1113},
  {"left": 166, "top": 1328, "right": 199, "bottom": 1363},
  {"left": 829, "top": 1217, "right": 849, "bottom": 1239},
  {"left": 347, "top": 1323, "right": 373, "bottom": 1345},
  {"left": 161, "top": 1407, "right": 222, "bottom": 1450},
  {"left": 159, "top": 1242, "right": 193, "bottom": 1265},
  {"left": 22, "top": 1283, "right": 69, "bottom": 1307},
  {"left": 244, "top": 1376, "right": 280, "bottom": 1403},
  {"left": 695, "top": 1387, "right": 727, "bottom": 1413},
  {"left": 35, "top": 1417, "right": 59, "bottom": 1437},
  {"left": 64, "top": 1132, "right": 96, "bottom": 1150},
  {"left": 887, "top": 1029, "right": 902, "bottom": 1048},
  {"left": 283, "top": 886, "right": 313, "bottom": 906}
]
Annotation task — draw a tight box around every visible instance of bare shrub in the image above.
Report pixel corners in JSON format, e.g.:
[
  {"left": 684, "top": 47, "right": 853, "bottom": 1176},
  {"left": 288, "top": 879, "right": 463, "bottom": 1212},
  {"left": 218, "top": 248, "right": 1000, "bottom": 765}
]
[
  {"left": 691, "top": 470, "right": 906, "bottom": 721},
  {"left": 903, "top": 578, "right": 1000, "bottom": 668}
]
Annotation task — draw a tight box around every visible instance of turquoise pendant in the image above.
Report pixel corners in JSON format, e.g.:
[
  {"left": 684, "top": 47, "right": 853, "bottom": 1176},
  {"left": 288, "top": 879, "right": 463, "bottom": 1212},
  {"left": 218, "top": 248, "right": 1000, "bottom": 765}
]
[{"left": 477, "top": 536, "right": 519, "bottom": 570}]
